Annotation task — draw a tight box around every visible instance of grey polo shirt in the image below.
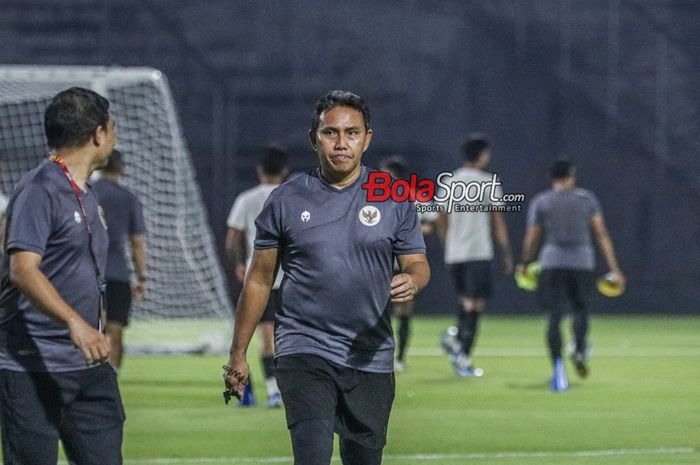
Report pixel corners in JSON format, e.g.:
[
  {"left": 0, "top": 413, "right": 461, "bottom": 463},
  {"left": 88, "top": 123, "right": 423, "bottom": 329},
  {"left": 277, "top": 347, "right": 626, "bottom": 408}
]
[
  {"left": 0, "top": 159, "right": 108, "bottom": 372},
  {"left": 527, "top": 187, "right": 602, "bottom": 271},
  {"left": 254, "top": 166, "right": 426, "bottom": 373},
  {"left": 93, "top": 178, "right": 145, "bottom": 283}
]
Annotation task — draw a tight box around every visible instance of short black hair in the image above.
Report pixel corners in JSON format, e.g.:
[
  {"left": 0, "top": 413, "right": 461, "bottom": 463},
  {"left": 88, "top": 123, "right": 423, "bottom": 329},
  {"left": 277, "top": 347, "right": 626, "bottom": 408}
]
[
  {"left": 102, "top": 149, "right": 123, "bottom": 174},
  {"left": 310, "top": 90, "right": 370, "bottom": 135},
  {"left": 550, "top": 160, "right": 576, "bottom": 180},
  {"left": 44, "top": 87, "right": 111, "bottom": 150},
  {"left": 379, "top": 154, "right": 408, "bottom": 179},
  {"left": 462, "top": 133, "right": 490, "bottom": 162},
  {"left": 259, "top": 144, "right": 289, "bottom": 176}
]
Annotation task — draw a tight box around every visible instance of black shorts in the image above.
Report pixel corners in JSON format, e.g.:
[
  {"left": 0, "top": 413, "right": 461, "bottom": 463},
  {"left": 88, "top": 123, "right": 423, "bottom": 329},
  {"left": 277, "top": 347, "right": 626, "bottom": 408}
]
[
  {"left": 275, "top": 354, "right": 395, "bottom": 449},
  {"left": 0, "top": 364, "right": 125, "bottom": 465},
  {"left": 449, "top": 260, "right": 493, "bottom": 299},
  {"left": 105, "top": 280, "right": 132, "bottom": 326},
  {"left": 538, "top": 269, "right": 595, "bottom": 311},
  {"left": 261, "top": 289, "right": 281, "bottom": 323}
]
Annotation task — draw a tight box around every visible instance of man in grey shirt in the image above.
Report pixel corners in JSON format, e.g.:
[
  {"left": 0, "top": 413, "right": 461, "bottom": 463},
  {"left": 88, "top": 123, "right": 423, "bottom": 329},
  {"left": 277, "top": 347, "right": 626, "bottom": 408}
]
[
  {"left": 0, "top": 87, "right": 124, "bottom": 464},
  {"left": 519, "top": 160, "right": 625, "bottom": 392},
  {"left": 223, "top": 90, "right": 430, "bottom": 465}
]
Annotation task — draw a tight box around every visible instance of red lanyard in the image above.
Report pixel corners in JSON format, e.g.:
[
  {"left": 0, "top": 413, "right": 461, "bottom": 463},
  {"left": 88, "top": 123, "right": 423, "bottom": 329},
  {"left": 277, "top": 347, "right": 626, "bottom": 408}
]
[{"left": 49, "top": 154, "right": 104, "bottom": 287}]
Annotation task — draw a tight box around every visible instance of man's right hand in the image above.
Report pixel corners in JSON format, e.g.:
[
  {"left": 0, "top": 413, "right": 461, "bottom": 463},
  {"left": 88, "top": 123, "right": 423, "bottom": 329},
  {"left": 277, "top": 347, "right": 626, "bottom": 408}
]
[
  {"left": 223, "top": 354, "right": 250, "bottom": 402},
  {"left": 67, "top": 317, "right": 110, "bottom": 365}
]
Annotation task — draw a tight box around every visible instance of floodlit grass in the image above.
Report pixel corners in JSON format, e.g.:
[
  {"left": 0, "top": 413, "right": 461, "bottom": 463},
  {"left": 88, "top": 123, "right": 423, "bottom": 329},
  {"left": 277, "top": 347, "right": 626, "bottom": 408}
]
[{"left": 3, "top": 315, "right": 699, "bottom": 464}]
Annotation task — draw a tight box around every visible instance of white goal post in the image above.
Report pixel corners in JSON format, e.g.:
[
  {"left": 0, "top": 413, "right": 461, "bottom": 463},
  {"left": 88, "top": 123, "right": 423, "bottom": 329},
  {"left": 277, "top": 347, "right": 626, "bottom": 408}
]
[{"left": 0, "top": 65, "right": 233, "bottom": 353}]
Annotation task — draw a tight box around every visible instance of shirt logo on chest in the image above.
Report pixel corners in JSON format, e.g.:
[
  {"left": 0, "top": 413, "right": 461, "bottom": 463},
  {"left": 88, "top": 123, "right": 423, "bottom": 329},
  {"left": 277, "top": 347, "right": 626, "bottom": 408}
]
[
  {"left": 74, "top": 211, "right": 82, "bottom": 224},
  {"left": 301, "top": 210, "right": 311, "bottom": 222},
  {"left": 359, "top": 206, "right": 381, "bottom": 226}
]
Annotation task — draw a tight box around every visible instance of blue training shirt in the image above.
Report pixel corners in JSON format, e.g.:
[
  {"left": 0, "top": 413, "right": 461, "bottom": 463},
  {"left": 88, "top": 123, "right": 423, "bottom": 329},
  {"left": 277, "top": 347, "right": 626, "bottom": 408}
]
[
  {"left": 0, "top": 159, "right": 108, "bottom": 372},
  {"left": 254, "top": 165, "right": 426, "bottom": 373},
  {"left": 93, "top": 178, "right": 146, "bottom": 283}
]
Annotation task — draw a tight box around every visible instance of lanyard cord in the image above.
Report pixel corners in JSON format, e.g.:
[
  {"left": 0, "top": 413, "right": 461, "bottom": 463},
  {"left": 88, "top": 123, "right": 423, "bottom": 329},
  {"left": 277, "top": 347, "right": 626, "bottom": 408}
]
[{"left": 49, "top": 155, "right": 104, "bottom": 290}]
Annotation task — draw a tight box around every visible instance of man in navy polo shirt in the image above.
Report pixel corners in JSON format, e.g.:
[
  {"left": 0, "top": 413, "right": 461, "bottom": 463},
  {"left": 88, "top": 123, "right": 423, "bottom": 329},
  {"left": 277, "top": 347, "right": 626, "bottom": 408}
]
[
  {"left": 0, "top": 87, "right": 124, "bottom": 465},
  {"left": 224, "top": 90, "right": 431, "bottom": 465}
]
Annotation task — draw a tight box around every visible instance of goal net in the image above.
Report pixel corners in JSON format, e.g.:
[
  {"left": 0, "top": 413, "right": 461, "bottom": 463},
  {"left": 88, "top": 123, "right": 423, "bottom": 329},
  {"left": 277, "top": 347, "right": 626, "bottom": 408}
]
[{"left": 0, "top": 65, "right": 233, "bottom": 354}]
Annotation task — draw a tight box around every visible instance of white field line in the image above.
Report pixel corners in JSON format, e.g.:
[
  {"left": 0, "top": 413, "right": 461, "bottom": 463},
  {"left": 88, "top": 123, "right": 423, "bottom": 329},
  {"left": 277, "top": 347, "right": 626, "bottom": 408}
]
[
  {"left": 411, "top": 347, "right": 700, "bottom": 357},
  {"left": 63, "top": 447, "right": 696, "bottom": 465}
]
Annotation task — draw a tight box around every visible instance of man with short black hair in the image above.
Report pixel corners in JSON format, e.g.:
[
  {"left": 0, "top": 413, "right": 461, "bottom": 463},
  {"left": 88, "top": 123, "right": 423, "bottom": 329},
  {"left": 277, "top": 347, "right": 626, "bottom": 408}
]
[
  {"left": 0, "top": 87, "right": 124, "bottom": 464},
  {"left": 225, "top": 144, "right": 289, "bottom": 407},
  {"left": 519, "top": 160, "right": 625, "bottom": 392},
  {"left": 437, "top": 134, "right": 513, "bottom": 377},
  {"left": 224, "top": 90, "right": 430, "bottom": 465},
  {"left": 94, "top": 148, "right": 147, "bottom": 370}
]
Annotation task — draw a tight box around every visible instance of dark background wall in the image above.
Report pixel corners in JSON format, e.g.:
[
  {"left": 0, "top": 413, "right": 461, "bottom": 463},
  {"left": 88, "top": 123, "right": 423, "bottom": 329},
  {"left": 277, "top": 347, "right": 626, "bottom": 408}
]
[{"left": 2, "top": 0, "right": 698, "bottom": 314}]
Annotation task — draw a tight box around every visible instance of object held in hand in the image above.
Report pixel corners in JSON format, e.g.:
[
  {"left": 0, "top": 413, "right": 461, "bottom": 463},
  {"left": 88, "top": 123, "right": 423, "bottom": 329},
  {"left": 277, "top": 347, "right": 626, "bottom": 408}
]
[
  {"left": 514, "top": 261, "right": 541, "bottom": 292},
  {"left": 597, "top": 272, "right": 625, "bottom": 297},
  {"left": 222, "top": 364, "right": 248, "bottom": 405},
  {"left": 223, "top": 388, "right": 235, "bottom": 405}
]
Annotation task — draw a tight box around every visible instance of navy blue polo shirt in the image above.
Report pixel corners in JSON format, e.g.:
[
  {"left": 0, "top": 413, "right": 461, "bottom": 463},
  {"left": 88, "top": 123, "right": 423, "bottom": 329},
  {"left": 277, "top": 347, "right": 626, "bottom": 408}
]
[
  {"left": 254, "top": 165, "right": 426, "bottom": 373},
  {"left": 93, "top": 178, "right": 145, "bottom": 283},
  {"left": 0, "top": 159, "right": 108, "bottom": 372}
]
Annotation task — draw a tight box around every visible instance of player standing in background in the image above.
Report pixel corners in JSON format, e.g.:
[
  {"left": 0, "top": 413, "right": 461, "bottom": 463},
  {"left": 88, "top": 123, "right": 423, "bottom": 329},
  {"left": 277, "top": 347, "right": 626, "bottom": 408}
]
[
  {"left": 224, "top": 90, "right": 430, "bottom": 465},
  {"left": 436, "top": 134, "right": 513, "bottom": 377},
  {"left": 0, "top": 87, "right": 124, "bottom": 464},
  {"left": 93, "top": 149, "right": 147, "bottom": 370},
  {"left": 0, "top": 192, "right": 7, "bottom": 261},
  {"left": 225, "top": 145, "right": 288, "bottom": 408},
  {"left": 519, "top": 160, "right": 625, "bottom": 392}
]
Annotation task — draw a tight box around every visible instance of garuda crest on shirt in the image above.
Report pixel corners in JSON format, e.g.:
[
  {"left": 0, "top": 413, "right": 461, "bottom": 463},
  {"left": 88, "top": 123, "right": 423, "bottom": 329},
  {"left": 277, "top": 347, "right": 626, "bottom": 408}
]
[{"left": 359, "top": 206, "right": 381, "bottom": 227}]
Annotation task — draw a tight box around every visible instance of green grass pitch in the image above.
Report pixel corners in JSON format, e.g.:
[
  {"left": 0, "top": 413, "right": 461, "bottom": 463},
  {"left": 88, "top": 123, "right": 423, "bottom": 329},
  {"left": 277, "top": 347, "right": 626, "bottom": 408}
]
[{"left": 5, "top": 315, "right": 700, "bottom": 464}]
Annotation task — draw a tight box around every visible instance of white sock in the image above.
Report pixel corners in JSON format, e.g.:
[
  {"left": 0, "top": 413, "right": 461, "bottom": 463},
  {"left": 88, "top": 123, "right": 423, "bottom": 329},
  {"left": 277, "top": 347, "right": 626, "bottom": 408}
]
[{"left": 265, "top": 377, "right": 279, "bottom": 397}]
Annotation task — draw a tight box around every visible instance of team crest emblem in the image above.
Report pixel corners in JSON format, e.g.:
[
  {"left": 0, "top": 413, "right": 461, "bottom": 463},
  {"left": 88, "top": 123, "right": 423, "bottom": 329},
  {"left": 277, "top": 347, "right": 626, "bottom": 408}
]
[
  {"left": 74, "top": 211, "right": 82, "bottom": 224},
  {"left": 359, "top": 206, "right": 381, "bottom": 226},
  {"left": 98, "top": 205, "right": 108, "bottom": 229},
  {"left": 301, "top": 211, "right": 310, "bottom": 222}
]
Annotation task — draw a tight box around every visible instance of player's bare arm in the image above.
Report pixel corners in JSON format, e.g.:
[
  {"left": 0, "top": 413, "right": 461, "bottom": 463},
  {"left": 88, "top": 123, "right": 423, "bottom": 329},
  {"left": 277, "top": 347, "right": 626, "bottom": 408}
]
[
  {"left": 490, "top": 211, "right": 513, "bottom": 274},
  {"left": 224, "top": 247, "right": 278, "bottom": 399},
  {"left": 392, "top": 253, "right": 430, "bottom": 303},
  {"left": 517, "top": 223, "right": 543, "bottom": 273},
  {"left": 225, "top": 227, "right": 248, "bottom": 282},
  {"left": 434, "top": 212, "right": 448, "bottom": 243},
  {"left": 590, "top": 214, "right": 626, "bottom": 286},
  {"left": 9, "top": 250, "right": 109, "bottom": 365},
  {"left": 130, "top": 233, "right": 147, "bottom": 300}
]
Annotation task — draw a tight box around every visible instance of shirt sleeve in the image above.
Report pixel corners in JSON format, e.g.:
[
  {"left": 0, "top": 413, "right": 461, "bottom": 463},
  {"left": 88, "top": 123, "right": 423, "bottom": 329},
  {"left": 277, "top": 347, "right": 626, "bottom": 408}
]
[
  {"left": 588, "top": 192, "right": 602, "bottom": 217},
  {"left": 526, "top": 195, "right": 542, "bottom": 228},
  {"left": 5, "top": 183, "right": 53, "bottom": 256},
  {"left": 393, "top": 202, "right": 426, "bottom": 255},
  {"left": 226, "top": 193, "right": 247, "bottom": 230},
  {"left": 254, "top": 192, "right": 283, "bottom": 249}
]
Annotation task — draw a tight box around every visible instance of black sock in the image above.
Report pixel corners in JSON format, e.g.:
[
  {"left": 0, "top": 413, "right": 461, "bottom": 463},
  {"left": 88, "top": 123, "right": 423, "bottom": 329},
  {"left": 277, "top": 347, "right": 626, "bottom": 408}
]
[
  {"left": 572, "top": 310, "right": 588, "bottom": 355},
  {"left": 547, "top": 310, "right": 564, "bottom": 361},
  {"left": 458, "top": 311, "right": 480, "bottom": 356},
  {"left": 262, "top": 355, "right": 275, "bottom": 379},
  {"left": 397, "top": 316, "right": 410, "bottom": 362}
]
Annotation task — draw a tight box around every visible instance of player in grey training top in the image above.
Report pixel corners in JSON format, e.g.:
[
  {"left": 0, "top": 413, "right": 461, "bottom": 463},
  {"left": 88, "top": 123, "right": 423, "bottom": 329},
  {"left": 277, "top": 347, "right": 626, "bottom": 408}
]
[
  {"left": 224, "top": 90, "right": 430, "bottom": 465},
  {"left": 94, "top": 149, "right": 147, "bottom": 370},
  {"left": 0, "top": 192, "right": 7, "bottom": 261},
  {"left": 519, "top": 160, "right": 625, "bottom": 392}
]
